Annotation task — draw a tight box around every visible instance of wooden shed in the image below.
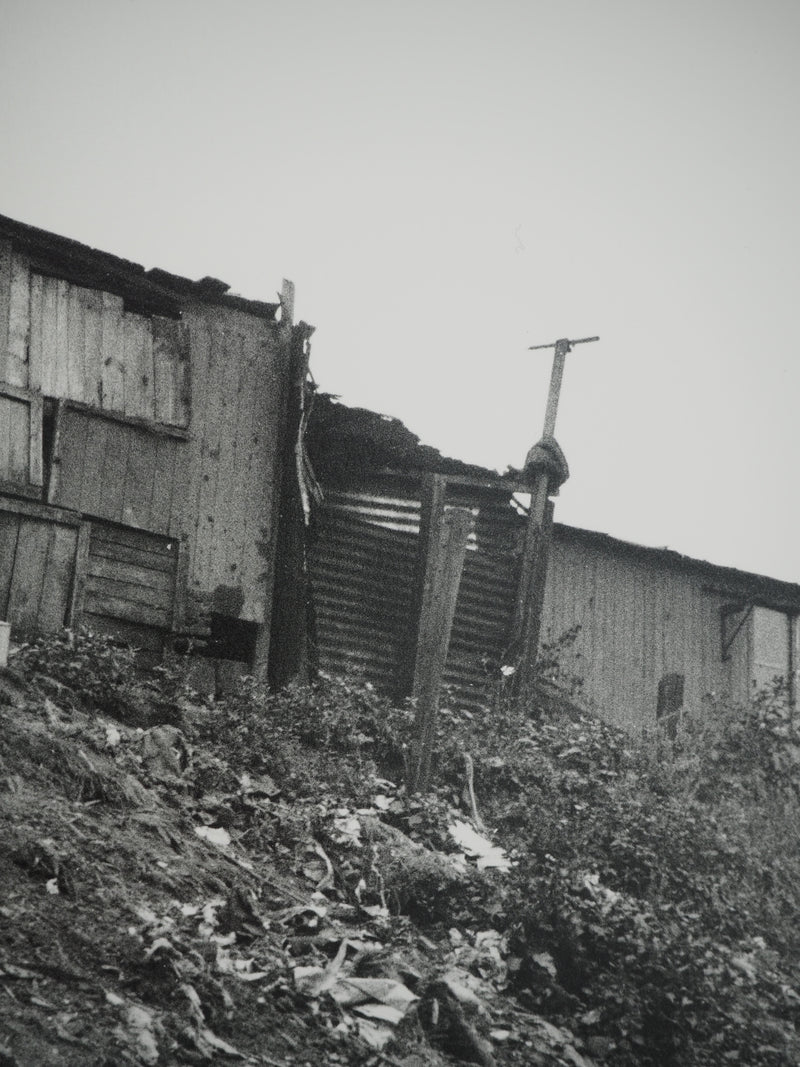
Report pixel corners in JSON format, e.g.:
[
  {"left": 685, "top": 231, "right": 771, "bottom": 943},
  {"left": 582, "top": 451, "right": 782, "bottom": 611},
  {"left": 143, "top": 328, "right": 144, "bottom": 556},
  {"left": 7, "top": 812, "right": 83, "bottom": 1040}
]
[
  {"left": 305, "top": 396, "right": 800, "bottom": 730},
  {"left": 0, "top": 213, "right": 310, "bottom": 672}
]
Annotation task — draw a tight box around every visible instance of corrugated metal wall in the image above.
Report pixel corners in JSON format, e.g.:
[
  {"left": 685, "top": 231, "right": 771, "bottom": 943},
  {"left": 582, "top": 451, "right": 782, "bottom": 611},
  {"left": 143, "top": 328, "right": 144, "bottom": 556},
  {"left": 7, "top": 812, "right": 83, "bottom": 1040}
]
[{"left": 308, "top": 482, "right": 524, "bottom": 706}]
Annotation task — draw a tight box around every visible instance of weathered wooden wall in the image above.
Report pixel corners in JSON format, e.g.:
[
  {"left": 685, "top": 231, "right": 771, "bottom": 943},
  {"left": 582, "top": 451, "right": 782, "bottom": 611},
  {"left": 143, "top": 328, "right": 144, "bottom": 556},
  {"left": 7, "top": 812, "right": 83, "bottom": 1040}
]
[
  {"left": 540, "top": 533, "right": 743, "bottom": 729},
  {"left": 81, "top": 522, "right": 180, "bottom": 649},
  {"left": 49, "top": 407, "right": 187, "bottom": 536},
  {"left": 0, "top": 229, "right": 292, "bottom": 648},
  {"left": 181, "top": 306, "right": 289, "bottom": 625},
  {"left": 0, "top": 498, "right": 80, "bottom": 634}
]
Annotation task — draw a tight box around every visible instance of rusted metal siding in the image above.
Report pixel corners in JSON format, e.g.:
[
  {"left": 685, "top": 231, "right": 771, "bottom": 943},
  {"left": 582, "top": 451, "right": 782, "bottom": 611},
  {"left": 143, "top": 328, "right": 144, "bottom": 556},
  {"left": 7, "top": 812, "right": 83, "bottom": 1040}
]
[{"left": 182, "top": 307, "right": 290, "bottom": 624}]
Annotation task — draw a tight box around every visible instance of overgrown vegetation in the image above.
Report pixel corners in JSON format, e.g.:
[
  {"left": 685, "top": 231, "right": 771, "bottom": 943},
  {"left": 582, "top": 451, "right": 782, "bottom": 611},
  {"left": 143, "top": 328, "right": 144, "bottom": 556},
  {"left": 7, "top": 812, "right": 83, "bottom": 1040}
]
[{"left": 3, "top": 627, "right": 800, "bottom": 1065}]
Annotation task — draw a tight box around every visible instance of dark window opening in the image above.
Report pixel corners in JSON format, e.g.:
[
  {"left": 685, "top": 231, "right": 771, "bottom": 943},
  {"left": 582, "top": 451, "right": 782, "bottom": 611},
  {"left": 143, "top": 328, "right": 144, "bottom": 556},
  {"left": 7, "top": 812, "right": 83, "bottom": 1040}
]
[
  {"left": 657, "top": 672, "right": 685, "bottom": 739},
  {"left": 203, "top": 614, "right": 259, "bottom": 664},
  {"left": 41, "top": 397, "right": 59, "bottom": 498}
]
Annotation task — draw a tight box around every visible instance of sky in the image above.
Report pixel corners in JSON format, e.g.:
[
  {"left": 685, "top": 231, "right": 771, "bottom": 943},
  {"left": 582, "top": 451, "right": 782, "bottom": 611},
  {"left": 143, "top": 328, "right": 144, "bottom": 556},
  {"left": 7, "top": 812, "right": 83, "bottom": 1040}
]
[{"left": 2, "top": 0, "right": 799, "bottom": 582}]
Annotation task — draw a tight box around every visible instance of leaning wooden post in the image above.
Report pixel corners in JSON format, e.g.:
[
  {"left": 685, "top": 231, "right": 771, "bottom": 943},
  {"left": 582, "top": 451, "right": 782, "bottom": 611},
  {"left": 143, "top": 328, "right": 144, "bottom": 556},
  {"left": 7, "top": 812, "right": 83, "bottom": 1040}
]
[
  {"left": 408, "top": 505, "right": 473, "bottom": 793},
  {"left": 511, "top": 335, "right": 598, "bottom": 700}
]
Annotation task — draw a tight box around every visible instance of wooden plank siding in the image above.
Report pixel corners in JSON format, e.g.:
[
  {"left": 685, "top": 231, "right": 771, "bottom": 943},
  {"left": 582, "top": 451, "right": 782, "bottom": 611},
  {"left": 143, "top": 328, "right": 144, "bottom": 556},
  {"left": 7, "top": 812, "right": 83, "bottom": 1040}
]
[
  {"left": 0, "top": 498, "right": 79, "bottom": 634},
  {"left": 49, "top": 406, "right": 187, "bottom": 536},
  {"left": 182, "top": 307, "right": 288, "bottom": 624},
  {"left": 83, "top": 522, "right": 178, "bottom": 633},
  {"left": 24, "top": 271, "right": 189, "bottom": 426},
  {"left": 539, "top": 535, "right": 737, "bottom": 729}
]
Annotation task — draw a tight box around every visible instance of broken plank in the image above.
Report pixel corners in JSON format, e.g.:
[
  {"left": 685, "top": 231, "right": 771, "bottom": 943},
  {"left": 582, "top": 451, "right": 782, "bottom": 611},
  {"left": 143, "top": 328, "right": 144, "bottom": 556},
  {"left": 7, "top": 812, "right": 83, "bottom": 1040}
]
[
  {"left": 87, "top": 555, "right": 175, "bottom": 593},
  {"left": 7, "top": 251, "right": 30, "bottom": 388},
  {"left": 82, "top": 589, "right": 171, "bottom": 628},
  {"left": 38, "top": 523, "right": 79, "bottom": 630},
  {"left": 6, "top": 519, "right": 51, "bottom": 632}
]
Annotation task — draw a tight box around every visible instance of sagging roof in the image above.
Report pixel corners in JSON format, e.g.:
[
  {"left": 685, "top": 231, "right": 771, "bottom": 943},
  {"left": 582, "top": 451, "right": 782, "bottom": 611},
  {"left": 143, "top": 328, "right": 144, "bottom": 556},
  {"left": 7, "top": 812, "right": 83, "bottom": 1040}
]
[
  {"left": 307, "top": 392, "right": 520, "bottom": 483},
  {"left": 0, "top": 213, "right": 281, "bottom": 322},
  {"left": 308, "top": 394, "right": 800, "bottom": 610}
]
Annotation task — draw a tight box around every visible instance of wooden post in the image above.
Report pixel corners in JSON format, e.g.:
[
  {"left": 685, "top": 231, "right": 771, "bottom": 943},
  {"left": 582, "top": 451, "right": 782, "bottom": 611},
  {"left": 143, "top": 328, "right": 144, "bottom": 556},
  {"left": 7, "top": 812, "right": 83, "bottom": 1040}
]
[
  {"left": 510, "top": 335, "right": 597, "bottom": 697},
  {"left": 408, "top": 505, "right": 473, "bottom": 793},
  {"left": 398, "top": 473, "right": 447, "bottom": 695},
  {"left": 511, "top": 499, "right": 554, "bottom": 701}
]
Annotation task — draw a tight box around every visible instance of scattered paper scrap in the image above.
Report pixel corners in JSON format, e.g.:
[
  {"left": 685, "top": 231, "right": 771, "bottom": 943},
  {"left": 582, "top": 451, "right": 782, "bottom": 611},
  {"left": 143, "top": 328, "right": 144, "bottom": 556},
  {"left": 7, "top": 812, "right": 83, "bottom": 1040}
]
[{"left": 449, "top": 819, "right": 512, "bottom": 871}]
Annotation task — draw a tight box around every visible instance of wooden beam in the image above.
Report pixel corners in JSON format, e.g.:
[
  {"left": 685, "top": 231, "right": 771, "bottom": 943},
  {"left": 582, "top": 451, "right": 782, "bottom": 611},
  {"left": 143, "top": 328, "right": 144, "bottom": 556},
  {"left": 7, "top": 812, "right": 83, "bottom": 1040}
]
[
  {"left": 399, "top": 472, "right": 447, "bottom": 695},
  {"left": 408, "top": 505, "right": 473, "bottom": 793}
]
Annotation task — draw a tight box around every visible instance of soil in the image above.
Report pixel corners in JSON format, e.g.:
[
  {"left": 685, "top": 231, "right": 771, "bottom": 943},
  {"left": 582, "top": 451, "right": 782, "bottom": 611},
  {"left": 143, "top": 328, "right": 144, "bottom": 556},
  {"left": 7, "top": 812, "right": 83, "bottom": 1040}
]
[{"left": 0, "top": 660, "right": 584, "bottom": 1067}]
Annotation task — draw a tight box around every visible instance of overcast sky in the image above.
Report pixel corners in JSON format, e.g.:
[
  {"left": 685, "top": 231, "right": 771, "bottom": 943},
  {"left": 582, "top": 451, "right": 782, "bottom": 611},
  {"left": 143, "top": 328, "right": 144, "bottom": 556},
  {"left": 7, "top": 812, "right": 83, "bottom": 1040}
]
[{"left": 2, "top": 0, "right": 799, "bottom": 582}]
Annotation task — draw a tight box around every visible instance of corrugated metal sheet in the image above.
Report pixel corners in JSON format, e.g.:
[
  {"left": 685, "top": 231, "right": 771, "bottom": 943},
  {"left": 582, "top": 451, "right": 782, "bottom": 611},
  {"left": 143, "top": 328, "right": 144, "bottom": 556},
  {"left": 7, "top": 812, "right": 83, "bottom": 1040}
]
[
  {"left": 308, "top": 484, "right": 525, "bottom": 706},
  {"left": 309, "top": 493, "right": 418, "bottom": 686}
]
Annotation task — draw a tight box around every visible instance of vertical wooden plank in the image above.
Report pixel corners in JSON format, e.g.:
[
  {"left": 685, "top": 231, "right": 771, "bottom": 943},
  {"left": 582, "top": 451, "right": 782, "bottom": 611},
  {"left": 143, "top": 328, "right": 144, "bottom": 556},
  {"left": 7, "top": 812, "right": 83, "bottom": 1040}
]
[
  {"left": 168, "top": 441, "right": 189, "bottom": 538},
  {"left": 82, "top": 288, "right": 104, "bottom": 406},
  {"left": 38, "top": 523, "right": 78, "bottom": 630},
  {"left": 6, "top": 520, "right": 51, "bottom": 632},
  {"left": 36, "top": 275, "right": 58, "bottom": 395},
  {"left": 0, "top": 510, "right": 21, "bottom": 616},
  {"left": 49, "top": 405, "right": 87, "bottom": 509},
  {"left": 150, "top": 435, "right": 177, "bottom": 536},
  {"left": 0, "top": 239, "right": 11, "bottom": 385},
  {"left": 152, "top": 317, "right": 178, "bottom": 424},
  {"left": 28, "top": 395, "right": 43, "bottom": 487},
  {"left": 76, "top": 411, "right": 106, "bottom": 517},
  {"left": 122, "top": 427, "right": 157, "bottom": 529},
  {"left": 0, "top": 395, "right": 11, "bottom": 482},
  {"left": 68, "top": 521, "right": 91, "bottom": 625},
  {"left": 409, "top": 506, "right": 473, "bottom": 792},
  {"left": 192, "top": 319, "right": 226, "bottom": 592},
  {"left": 174, "top": 321, "right": 191, "bottom": 428},
  {"left": 214, "top": 330, "right": 247, "bottom": 592},
  {"left": 7, "top": 254, "right": 30, "bottom": 389},
  {"left": 66, "top": 282, "right": 86, "bottom": 402},
  {"left": 100, "top": 420, "right": 131, "bottom": 523},
  {"left": 28, "top": 271, "right": 44, "bottom": 392},
  {"left": 53, "top": 278, "right": 70, "bottom": 398},
  {"left": 122, "top": 313, "right": 150, "bottom": 419},
  {"left": 142, "top": 321, "right": 155, "bottom": 422},
  {"left": 5, "top": 397, "right": 30, "bottom": 484},
  {"left": 100, "top": 291, "right": 125, "bottom": 412}
]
